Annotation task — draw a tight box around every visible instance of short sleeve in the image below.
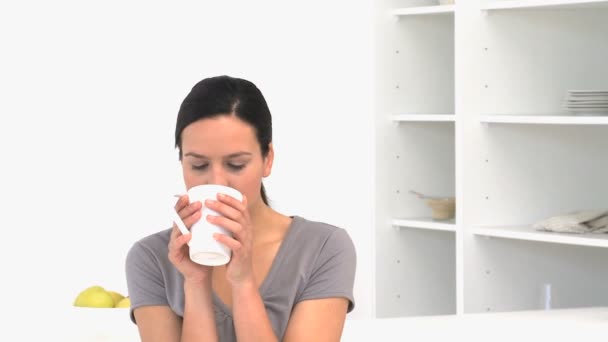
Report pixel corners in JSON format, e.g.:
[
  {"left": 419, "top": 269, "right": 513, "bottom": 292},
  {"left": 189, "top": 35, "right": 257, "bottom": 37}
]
[
  {"left": 296, "top": 228, "right": 357, "bottom": 312},
  {"left": 125, "top": 242, "right": 169, "bottom": 323}
]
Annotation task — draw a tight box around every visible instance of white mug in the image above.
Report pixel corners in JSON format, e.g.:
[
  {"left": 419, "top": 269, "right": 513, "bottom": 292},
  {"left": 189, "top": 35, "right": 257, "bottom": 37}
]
[{"left": 171, "top": 184, "right": 243, "bottom": 266}]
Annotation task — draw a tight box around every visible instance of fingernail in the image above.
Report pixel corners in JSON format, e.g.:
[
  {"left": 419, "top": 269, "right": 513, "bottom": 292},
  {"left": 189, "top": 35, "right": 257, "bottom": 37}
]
[
  {"left": 213, "top": 233, "right": 219, "bottom": 240},
  {"left": 218, "top": 193, "right": 225, "bottom": 199}
]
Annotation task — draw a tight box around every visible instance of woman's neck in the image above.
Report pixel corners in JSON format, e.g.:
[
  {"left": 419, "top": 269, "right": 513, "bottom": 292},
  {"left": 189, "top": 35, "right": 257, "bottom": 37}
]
[
  {"left": 249, "top": 200, "right": 272, "bottom": 228},
  {"left": 248, "top": 199, "right": 290, "bottom": 244}
]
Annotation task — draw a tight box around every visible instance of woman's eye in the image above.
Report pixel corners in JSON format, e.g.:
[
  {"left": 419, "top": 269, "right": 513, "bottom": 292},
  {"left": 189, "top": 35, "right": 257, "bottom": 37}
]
[
  {"left": 227, "top": 163, "right": 245, "bottom": 171},
  {"left": 192, "top": 164, "right": 209, "bottom": 171}
]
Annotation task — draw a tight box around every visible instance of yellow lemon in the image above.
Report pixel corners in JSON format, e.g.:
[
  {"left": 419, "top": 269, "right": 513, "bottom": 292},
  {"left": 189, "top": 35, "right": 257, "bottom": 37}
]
[
  {"left": 107, "top": 291, "right": 125, "bottom": 306},
  {"left": 73, "top": 286, "right": 114, "bottom": 308},
  {"left": 115, "top": 297, "right": 131, "bottom": 308},
  {"left": 81, "top": 285, "right": 105, "bottom": 294}
]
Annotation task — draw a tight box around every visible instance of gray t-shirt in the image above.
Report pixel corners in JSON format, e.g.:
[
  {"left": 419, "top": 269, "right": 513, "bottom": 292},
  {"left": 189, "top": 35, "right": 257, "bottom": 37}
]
[{"left": 125, "top": 215, "right": 356, "bottom": 341}]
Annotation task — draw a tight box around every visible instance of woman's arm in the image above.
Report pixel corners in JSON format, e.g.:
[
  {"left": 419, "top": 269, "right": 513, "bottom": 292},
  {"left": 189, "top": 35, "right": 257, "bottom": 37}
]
[
  {"left": 232, "top": 281, "right": 279, "bottom": 342},
  {"left": 281, "top": 227, "right": 356, "bottom": 342},
  {"left": 133, "top": 306, "right": 182, "bottom": 342},
  {"left": 181, "top": 278, "right": 218, "bottom": 342},
  {"left": 131, "top": 195, "right": 219, "bottom": 342},
  {"left": 207, "top": 194, "right": 280, "bottom": 341},
  {"left": 282, "top": 298, "right": 349, "bottom": 342},
  {"left": 132, "top": 278, "right": 218, "bottom": 342},
  {"left": 231, "top": 283, "right": 350, "bottom": 342}
]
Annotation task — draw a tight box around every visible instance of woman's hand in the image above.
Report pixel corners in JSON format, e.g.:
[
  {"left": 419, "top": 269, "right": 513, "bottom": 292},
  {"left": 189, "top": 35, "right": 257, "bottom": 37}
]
[
  {"left": 204, "top": 194, "right": 254, "bottom": 287},
  {"left": 168, "top": 194, "right": 213, "bottom": 283}
]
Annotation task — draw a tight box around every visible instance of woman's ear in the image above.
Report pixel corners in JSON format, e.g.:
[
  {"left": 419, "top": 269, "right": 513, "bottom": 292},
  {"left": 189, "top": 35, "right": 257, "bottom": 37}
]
[{"left": 263, "top": 143, "right": 274, "bottom": 178}]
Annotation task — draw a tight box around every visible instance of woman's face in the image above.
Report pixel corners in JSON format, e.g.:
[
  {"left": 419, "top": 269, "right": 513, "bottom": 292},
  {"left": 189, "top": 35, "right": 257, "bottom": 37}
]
[{"left": 180, "top": 115, "right": 273, "bottom": 209}]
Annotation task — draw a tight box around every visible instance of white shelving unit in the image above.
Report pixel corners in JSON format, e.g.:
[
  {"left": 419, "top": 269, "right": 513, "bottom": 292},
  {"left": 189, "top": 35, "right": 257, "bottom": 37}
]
[
  {"left": 391, "top": 5, "right": 455, "bottom": 16},
  {"left": 480, "top": 114, "right": 608, "bottom": 125},
  {"left": 374, "top": 0, "right": 608, "bottom": 319},
  {"left": 392, "top": 218, "right": 457, "bottom": 232},
  {"left": 472, "top": 225, "right": 608, "bottom": 248},
  {"left": 482, "top": 0, "right": 608, "bottom": 11},
  {"left": 374, "top": 0, "right": 456, "bottom": 318},
  {"left": 392, "top": 114, "right": 455, "bottom": 122}
]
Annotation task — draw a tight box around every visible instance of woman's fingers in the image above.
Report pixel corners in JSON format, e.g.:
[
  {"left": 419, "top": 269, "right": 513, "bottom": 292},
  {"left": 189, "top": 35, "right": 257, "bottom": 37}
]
[
  {"left": 170, "top": 228, "right": 192, "bottom": 248},
  {"left": 168, "top": 231, "right": 192, "bottom": 263},
  {"left": 205, "top": 194, "right": 245, "bottom": 222},
  {"left": 169, "top": 196, "right": 200, "bottom": 251},
  {"left": 207, "top": 214, "right": 243, "bottom": 236},
  {"left": 176, "top": 200, "right": 203, "bottom": 226},
  {"left": 218, "top": 193, "right": 246, "bottom": 213},
  {"left": 170, "top": 224, "right": 180, "bottom": 241},
  {"left": 174, "top": 194, "right": 190, "bottom": 212},
  {"left": 181, "top": 209, "right": 202, "bottom": 230},
  {"left": 213, "top": 233, "right": 242, "bottom": 253}
]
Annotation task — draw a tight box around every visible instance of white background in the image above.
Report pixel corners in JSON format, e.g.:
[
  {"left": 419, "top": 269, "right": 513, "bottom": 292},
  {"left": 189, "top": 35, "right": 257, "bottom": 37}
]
[{"left": 0, "top": 0, "right": 374, "bottom": 329}]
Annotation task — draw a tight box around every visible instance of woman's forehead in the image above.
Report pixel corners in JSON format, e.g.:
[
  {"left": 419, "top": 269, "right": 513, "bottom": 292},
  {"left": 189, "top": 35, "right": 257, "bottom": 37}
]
[{"left": 181, "top": 116, "right": 258, "bottom": 154}]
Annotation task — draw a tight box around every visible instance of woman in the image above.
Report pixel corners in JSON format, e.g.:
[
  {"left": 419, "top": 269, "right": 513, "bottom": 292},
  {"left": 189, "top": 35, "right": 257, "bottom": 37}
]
[{"left": 125, "top": 75, "right": 356, "bottom": 342}]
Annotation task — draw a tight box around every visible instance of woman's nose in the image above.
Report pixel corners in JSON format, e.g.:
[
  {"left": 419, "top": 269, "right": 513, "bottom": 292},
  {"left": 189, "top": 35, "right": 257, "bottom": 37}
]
[{"left": 208, "top": 165, "right": 228, "bottom": 186}]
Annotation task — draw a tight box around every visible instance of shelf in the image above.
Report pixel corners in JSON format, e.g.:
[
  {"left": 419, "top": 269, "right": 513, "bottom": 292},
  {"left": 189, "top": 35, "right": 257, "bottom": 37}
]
[
  {"left": 390, "top": 5, "right": 455, "bottom": 16},
  {"left": 391, "top": 114, "right": 455, "bottom": 123},
  {"left": 482, "top": 0, "right": 608, "bottom": 11},
  {"left": 479, "top": 114, "right": 608, "bottom": 125},
  {"left": 342, "top": 307, "right": 608, "bottom": 341},
  {"left": 472, "top": 225, "right": 608, "bottom": 248},
  {"left": 392, "top": 218, "right": 456, "bottom": 232},
  {"left": 375, "top": 0, "right": 608, "bottom": 319}
]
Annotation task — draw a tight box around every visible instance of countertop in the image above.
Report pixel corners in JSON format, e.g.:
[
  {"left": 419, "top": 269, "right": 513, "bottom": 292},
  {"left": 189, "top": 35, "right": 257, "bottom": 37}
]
[{"left": 15, "top": 306, "right": 607, "bottom": 341}]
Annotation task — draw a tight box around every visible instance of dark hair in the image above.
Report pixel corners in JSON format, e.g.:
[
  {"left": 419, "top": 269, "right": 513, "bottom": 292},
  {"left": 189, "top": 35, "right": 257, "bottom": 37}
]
[{"left": 175, "top": 75, "right": 272, "bottom": 205}]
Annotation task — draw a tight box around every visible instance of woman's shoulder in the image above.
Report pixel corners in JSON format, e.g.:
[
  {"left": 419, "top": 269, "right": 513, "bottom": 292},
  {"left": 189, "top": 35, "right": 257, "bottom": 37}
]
[
  {"left": 127, "top": 228, "right": 172, "bottom": 259},
  {"left": 289, "top": 216, "right": 356, "bottom": 254},
  {"left": 287, "top": 216, "right": 357, "bottom": 312}
]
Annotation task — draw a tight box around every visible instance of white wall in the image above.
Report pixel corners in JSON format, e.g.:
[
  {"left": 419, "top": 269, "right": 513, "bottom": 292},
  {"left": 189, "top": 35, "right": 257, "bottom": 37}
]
[{"left": 0, "top": 0, "right": 374, "bottom": 326}]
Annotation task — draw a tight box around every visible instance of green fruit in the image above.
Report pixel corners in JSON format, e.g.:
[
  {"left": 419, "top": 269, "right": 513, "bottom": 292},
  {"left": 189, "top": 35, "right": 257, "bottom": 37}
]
[{"left": 73, "top": 285, "right": 114, "bottom": 308}]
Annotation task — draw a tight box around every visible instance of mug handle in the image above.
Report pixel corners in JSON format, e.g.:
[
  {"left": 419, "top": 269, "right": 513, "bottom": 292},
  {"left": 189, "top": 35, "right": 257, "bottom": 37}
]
[{"left": 171, "top": 209, "right": 191, "bottom": 236}]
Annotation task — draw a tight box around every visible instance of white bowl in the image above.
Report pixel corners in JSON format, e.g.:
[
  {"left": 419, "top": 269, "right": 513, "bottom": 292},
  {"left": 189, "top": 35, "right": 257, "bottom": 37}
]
[{"left": 63, "top": 307, "right": 139, "bottom": 342}]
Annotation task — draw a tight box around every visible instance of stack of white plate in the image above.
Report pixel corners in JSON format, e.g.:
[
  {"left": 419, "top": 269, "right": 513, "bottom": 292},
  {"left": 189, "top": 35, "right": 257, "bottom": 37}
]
[{"left": 564, "top": 90, "right": 608, "bottom": 115}]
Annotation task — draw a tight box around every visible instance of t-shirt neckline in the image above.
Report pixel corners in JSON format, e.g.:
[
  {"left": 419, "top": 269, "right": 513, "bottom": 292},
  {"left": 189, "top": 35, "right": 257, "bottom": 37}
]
[{"left": 212, "top": 215, "right": 301, "bottom": 317}]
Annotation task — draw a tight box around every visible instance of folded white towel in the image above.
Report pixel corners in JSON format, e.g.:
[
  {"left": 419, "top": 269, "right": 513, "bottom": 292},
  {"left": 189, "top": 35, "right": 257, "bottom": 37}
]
[
  {"left": 589, "top": 214, "right": 608, "bottom": 233},
  {"left": 533, "top": 209, "right": 608, "bottom": 234}
]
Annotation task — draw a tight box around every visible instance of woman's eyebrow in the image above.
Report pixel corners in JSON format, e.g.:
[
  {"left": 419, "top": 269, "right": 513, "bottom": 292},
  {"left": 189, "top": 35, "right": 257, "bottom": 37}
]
[
  {"left": 184, "top": 152, "right": 206, "bottom": 159},
  {"left": 184, "top": 152, "right": 252, "bottom": 159},
  {"left": 226, "top": 152, "right": 252, "bottom": 158}
]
